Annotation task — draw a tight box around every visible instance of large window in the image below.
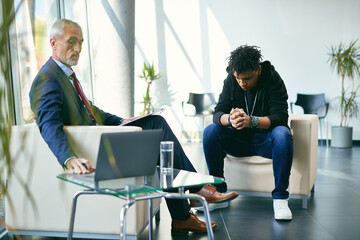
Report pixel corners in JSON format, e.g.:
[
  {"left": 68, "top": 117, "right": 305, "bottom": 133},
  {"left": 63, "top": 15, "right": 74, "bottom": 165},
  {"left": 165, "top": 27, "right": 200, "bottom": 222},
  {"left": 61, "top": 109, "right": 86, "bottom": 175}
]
[
  {"left": 10, "top": 0, "right": 93, "bottom": 124},
  {"left": 10, "top": 0, "right": 57, "bottom": 123}
]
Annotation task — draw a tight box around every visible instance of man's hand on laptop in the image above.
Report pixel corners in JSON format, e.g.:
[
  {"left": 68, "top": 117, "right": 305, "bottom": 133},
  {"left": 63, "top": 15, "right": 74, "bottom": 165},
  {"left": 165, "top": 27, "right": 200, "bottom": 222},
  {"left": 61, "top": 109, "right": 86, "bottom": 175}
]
[{"left": 66, "top": 158, "right": 95, "bottom": 174}]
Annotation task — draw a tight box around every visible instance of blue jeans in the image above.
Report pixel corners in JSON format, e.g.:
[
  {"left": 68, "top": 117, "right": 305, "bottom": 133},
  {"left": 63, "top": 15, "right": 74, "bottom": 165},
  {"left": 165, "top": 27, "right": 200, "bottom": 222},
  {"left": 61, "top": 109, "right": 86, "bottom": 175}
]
[{"left": 203, "top": 123, "right": 293, "bottom": 199}]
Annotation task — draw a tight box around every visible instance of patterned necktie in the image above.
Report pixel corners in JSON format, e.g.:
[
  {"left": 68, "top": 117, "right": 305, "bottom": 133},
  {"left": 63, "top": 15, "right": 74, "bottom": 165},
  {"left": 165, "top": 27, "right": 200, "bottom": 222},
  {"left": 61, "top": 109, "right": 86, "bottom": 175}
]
[{"left": 71, "top": 72, "right": 100, "bottom": 125}]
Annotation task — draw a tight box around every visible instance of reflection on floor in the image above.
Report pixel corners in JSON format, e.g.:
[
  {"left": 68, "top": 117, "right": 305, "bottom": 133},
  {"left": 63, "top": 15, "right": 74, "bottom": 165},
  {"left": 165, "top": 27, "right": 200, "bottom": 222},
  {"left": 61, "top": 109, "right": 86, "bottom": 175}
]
[{"left": 1, "top": 142, "right": 360, "bottom": 240}]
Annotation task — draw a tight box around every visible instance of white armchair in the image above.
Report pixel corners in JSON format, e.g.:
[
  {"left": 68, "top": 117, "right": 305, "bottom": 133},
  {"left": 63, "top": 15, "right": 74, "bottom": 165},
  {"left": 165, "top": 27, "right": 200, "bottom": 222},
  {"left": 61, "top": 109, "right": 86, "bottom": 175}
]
[
  {"left": 6, "top": 124, "right": 161, "bottom": 239},
  {"left": 204, "top": 114, "right": 318, "bottom": 208}
]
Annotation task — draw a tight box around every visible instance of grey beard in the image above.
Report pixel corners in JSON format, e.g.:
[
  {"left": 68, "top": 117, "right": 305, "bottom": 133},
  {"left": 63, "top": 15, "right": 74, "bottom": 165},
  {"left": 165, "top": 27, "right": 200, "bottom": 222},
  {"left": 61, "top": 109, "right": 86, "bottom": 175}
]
[{"left": 59, "top": 56, "right": 78, "bottom": 66}]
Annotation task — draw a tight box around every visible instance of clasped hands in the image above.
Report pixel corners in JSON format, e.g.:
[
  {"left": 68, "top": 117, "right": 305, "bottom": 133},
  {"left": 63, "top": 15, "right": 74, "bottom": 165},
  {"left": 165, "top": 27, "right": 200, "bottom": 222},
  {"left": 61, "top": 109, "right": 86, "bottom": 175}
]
[{"left": 228, "top": 108, "right": 250, "bottom": 130}]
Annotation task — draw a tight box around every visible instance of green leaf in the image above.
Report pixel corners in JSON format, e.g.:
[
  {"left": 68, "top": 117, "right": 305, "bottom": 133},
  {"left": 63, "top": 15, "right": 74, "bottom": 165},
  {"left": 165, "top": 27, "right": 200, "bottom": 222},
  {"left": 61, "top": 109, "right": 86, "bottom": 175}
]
[{"left": 137, "top": 61, "right": 161, "bottom": 115}]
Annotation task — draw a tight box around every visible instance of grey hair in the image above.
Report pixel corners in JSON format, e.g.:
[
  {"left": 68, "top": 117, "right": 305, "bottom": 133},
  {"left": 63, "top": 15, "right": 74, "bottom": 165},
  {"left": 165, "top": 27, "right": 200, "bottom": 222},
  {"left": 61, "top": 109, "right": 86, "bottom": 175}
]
[{"left": 49, "top": 19, "right": 82, "bottom": 39}]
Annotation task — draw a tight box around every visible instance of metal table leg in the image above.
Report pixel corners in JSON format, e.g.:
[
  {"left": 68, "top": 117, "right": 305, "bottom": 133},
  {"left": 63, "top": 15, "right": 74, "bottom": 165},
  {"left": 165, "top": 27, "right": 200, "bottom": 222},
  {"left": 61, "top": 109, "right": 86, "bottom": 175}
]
[
  {"left": 119, "top": 193, "right": 164, "bottom": 240},
  {"left": 193, "top": 195, "right": 213, "bottom": 238},
  {"left": 68, "top": 190, "right": 101, "bottom": 240},
  {"left": 148, "top": 198, "right": 153, "bottom": 240},
  {"left": 119, "top": 200, "right": 135, "bottom": 240},
  {"left": 163, "top": 192, "right": 214, "bottom": 240}
]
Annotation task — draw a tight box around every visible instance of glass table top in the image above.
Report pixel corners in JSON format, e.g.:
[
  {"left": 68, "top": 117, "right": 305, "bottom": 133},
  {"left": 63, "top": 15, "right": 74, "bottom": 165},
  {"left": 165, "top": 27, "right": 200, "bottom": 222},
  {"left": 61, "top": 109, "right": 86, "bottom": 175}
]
[{"left": 57, "top": 167, "right": 224, "bottom": 196}]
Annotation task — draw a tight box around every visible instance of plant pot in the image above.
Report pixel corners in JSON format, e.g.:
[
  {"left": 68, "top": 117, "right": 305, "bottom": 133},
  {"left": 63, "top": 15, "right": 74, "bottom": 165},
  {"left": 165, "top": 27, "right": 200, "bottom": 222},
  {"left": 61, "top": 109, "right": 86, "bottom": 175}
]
[{"left": 331, "top": 126, "right": 353, "bottom": 148}]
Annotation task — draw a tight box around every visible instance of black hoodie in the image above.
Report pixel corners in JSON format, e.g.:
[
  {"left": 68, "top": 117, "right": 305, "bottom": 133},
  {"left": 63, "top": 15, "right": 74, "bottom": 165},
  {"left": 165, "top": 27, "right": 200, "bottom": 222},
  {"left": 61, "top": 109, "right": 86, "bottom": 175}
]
[{"left": 213, "top": 61, "right": 289, "bottom": 133}]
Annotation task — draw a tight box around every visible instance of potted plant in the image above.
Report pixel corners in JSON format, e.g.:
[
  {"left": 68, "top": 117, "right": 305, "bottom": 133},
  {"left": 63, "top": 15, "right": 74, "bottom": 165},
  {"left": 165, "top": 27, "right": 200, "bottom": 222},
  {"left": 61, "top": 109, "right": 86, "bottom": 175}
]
[
  {"left": 327, "top": 40, "right": 360, "bottom": 148},
  {"left": 138, "top": 62, "right": 161, "bottom": 115}
]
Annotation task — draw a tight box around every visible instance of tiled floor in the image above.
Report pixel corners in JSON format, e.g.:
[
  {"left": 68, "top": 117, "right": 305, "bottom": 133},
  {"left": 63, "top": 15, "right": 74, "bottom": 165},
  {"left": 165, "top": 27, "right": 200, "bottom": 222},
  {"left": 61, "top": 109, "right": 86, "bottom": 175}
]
[{"left": 1, "top": 142, "right": 360, "bottom": 240}]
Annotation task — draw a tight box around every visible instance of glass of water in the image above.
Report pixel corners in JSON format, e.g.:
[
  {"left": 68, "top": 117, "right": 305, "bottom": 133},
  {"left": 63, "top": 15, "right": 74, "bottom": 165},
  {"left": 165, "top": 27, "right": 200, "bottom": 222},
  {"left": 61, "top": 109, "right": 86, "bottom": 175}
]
[{"left": 160, "top": 141, "right": 174, "bottom": 174}]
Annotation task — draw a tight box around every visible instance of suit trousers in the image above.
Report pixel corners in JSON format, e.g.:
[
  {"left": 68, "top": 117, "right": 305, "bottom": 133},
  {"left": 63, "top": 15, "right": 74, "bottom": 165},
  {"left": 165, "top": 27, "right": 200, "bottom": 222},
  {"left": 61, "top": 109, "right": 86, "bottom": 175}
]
[
  {"left": 128, "top": 115, "right": 197, "bottom": 220},
  {"left": 203, "top": 123, "right": 293, "bottom": 199}
]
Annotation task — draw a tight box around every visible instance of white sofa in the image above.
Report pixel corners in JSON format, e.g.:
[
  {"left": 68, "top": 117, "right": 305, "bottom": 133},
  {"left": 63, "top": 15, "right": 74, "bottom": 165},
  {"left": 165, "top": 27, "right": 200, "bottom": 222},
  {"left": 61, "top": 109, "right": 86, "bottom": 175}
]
[
  {"left": 204, "top": 114, "right": 318, "bottom": 208},
  {"left": 6, "top": 124, "right": 161, "bottom": 239}
]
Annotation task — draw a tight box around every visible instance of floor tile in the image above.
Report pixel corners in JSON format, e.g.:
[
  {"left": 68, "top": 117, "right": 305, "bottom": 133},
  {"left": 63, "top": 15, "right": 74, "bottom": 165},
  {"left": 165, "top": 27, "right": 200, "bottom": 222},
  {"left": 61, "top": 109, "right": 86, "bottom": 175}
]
[{"left": 314, "top": 216, "right": 360, "bottom": 240}]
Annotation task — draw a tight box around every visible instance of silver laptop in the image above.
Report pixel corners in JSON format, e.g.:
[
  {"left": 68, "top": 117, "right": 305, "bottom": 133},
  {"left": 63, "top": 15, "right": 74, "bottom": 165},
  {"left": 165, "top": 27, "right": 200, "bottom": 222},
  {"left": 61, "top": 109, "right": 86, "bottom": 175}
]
[{"left": 93, "top": 129, "right": 162, "bottom": 181}]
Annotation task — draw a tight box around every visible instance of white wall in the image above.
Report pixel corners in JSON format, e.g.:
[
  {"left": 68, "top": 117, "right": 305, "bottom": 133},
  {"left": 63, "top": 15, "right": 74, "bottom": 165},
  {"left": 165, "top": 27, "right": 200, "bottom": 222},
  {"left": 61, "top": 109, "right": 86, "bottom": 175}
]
[{"left": 134, "top": 0, "right": 360, "bottom": 140}]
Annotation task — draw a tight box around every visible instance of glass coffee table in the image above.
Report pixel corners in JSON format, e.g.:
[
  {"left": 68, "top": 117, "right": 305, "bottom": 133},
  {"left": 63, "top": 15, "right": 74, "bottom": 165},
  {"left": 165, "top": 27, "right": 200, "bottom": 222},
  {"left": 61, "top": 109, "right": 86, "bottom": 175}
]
[{"left": 57, "top": 168, "right": 224, "bottom": 240}]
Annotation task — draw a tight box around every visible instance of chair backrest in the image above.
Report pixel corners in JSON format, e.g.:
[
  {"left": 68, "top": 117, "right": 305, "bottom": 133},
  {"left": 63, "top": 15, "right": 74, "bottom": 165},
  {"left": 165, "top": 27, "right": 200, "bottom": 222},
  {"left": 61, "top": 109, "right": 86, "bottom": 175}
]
[
  {"left": 187, "top": 93, "right": 217, "bottom": 115},
  {"left": 294, "top": 93, "right": 327, "bottom": 115}
]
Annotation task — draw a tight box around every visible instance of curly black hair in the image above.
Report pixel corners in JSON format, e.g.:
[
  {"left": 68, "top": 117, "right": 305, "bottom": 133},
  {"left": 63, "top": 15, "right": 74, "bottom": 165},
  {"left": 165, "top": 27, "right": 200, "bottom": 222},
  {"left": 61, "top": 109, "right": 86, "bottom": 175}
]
[{"left": 227, "top": 45, "right": 263, "bottom": 74}]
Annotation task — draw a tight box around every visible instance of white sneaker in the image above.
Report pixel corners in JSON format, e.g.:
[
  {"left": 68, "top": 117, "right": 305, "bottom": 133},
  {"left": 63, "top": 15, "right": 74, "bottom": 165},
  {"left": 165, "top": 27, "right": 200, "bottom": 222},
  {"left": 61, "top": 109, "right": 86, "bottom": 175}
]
[
  {"left": 273, "top": 199, "right": 292, "bottom": 220},
  {"left": 193, "top": 202, "right": 229, "bottom": 212}
]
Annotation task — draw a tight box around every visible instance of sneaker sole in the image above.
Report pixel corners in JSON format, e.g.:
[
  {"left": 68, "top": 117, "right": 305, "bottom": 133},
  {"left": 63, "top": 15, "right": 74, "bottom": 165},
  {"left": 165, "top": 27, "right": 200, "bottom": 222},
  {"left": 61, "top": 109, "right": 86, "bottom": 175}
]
[{"left": 275, "top": 215, "right": 292, "bottom": 221}]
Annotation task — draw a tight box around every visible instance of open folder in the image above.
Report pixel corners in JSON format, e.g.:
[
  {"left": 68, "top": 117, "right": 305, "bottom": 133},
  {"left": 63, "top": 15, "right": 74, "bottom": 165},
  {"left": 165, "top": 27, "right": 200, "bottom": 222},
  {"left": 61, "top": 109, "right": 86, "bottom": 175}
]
[{"left": 120, "top": 108, "right": 166, "bottom": 126}]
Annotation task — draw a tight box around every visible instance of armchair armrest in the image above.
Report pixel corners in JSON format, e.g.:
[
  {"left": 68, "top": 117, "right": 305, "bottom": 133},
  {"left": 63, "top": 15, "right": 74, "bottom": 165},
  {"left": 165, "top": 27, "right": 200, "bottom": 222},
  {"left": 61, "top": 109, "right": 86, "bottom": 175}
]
[
  {"left": 64, "top": 125, "right": 142, "bottom": 163},
  {"left": 288, "top": 114, "right": 318, "bottom": 195}
]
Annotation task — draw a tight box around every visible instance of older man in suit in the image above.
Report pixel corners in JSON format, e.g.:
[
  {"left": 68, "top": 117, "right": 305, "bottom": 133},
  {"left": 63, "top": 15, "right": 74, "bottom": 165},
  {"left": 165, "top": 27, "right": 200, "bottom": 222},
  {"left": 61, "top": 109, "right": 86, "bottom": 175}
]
[{"left": 30, "top": 19, "right": 238, "bottom": 235}]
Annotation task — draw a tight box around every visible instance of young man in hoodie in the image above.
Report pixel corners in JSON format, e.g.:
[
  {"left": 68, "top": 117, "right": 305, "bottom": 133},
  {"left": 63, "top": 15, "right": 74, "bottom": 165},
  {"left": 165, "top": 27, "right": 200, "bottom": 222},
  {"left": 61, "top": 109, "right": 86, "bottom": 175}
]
[{"left": 203, "top": 45, "right": 293, "bottom": 220}]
